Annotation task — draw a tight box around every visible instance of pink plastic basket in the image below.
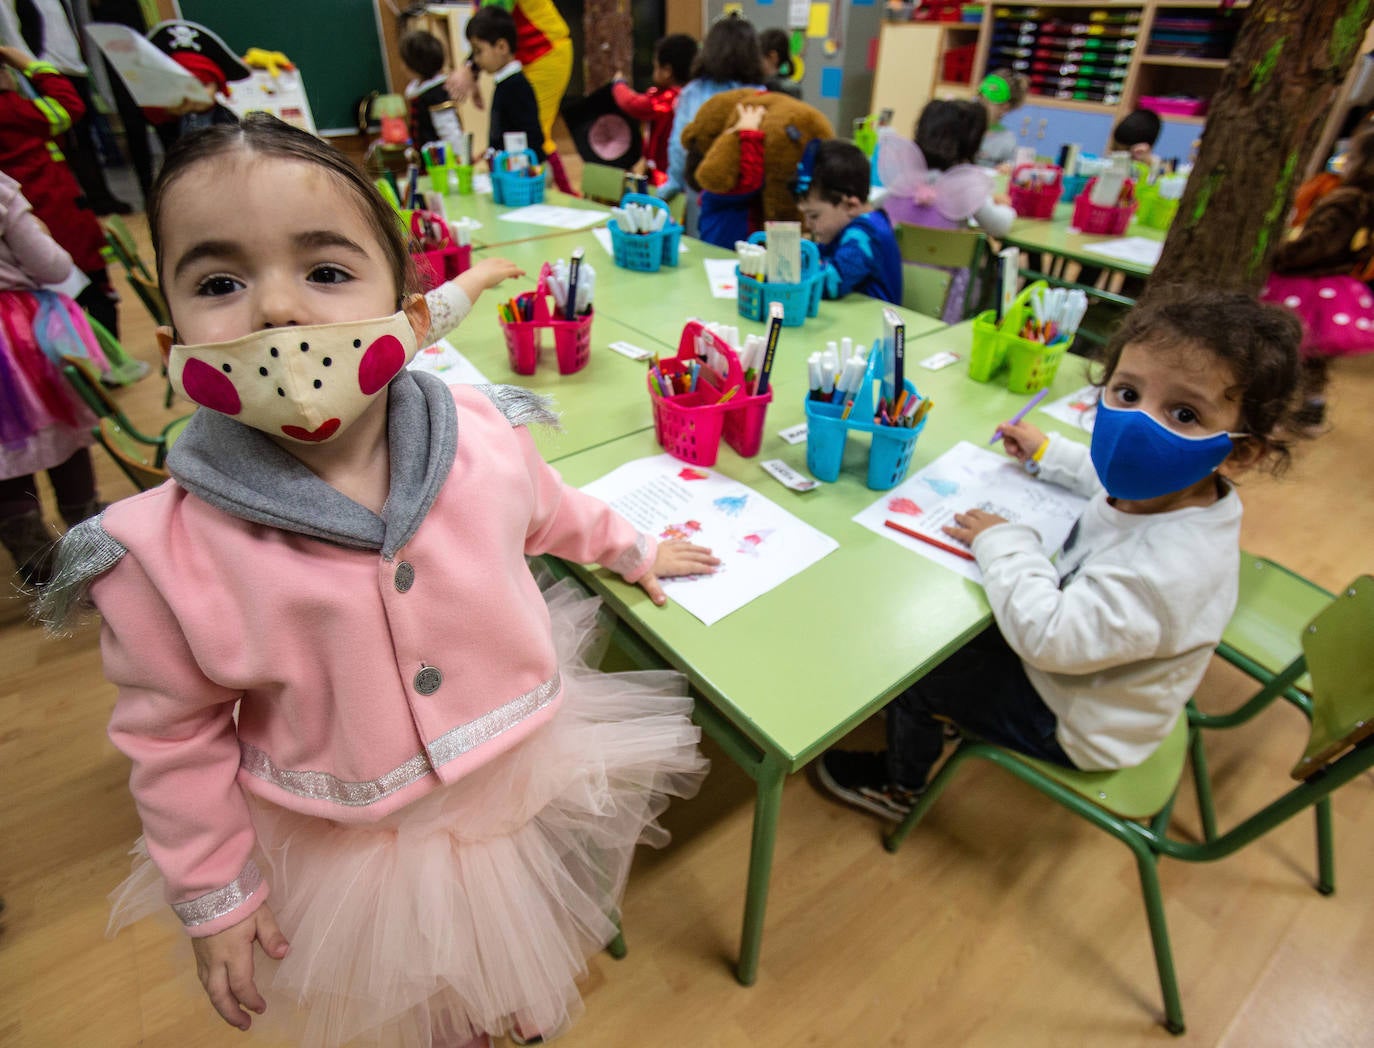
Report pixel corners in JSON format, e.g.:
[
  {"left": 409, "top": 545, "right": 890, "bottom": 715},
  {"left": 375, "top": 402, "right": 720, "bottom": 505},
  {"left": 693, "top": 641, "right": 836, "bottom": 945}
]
[
  {"left": 499, "top": 263, "right": 593, "bottom": 376},
  {"left": 1071, "top": 178, "right": 1138, "bottom": 234},
  {"left": 412, "top": 243, "right": 471, "bottom": 291},
  {"left": 648, "top": 322, "right": 772, "bottom": 466},
  {"left": 1138, "top": 95, "right": 1208, "bottom": 117},
  {"left": 1008, "top": 164, "right": 1063, "bottom": 219}
]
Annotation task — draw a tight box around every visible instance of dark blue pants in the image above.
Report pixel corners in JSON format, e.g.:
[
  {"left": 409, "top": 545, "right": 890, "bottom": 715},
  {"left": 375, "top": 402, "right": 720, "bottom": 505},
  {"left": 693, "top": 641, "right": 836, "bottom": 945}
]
[{"left": 886, "top": 627, "right": 1075, "bottom": 790}]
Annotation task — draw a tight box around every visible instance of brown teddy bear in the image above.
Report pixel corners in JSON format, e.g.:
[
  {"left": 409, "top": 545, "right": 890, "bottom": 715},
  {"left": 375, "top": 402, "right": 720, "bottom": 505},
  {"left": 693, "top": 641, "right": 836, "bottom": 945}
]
[{"left": 680, "top": 88, "right": 834, "bottom": 228}]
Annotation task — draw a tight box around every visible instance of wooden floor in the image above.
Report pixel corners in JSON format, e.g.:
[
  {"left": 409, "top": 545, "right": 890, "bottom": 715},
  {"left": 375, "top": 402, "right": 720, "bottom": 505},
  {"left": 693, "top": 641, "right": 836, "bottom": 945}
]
[{"left": 1, "top": 214, "right": 1372, "bottom": 1048}]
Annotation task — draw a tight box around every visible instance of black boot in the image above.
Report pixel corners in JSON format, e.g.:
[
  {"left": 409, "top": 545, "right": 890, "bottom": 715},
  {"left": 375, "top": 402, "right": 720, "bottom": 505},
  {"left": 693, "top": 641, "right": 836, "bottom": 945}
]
[
  {"left": 58, "top": 499, "right": 106, "bottom": 530},
  {"left": 0, "top": 510, "right": 56, "bottom": 587}
]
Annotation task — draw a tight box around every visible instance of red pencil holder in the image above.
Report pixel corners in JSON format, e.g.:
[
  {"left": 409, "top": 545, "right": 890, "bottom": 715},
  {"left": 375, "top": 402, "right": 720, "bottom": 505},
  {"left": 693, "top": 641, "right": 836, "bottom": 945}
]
[
  {"left": 412, "top": 243, "right": 471, "bottom": 291},
  {"left": 1008, "top": 164, "right": 1063, "bottom": 219},
  {"left": 1071, "top": 178, "right": 1138, "bottom": 234},
  {"left": 648, "top": 321, "right": 772, "bottom": 467},
  {"left": 499, "top": 263, "right": 593, "bottom": 376}
]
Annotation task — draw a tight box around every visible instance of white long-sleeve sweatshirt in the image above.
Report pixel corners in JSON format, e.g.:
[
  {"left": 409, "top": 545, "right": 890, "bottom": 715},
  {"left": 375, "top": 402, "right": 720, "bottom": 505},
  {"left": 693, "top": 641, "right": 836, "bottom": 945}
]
[{"left": 969, "top": 435, "right": 1241, "bottom": 770}]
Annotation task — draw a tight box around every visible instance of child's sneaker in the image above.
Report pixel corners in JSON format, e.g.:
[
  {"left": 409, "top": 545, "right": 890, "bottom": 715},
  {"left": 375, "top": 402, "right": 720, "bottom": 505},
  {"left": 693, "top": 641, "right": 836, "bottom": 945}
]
[{"left": 816, "top": 750, "right": 921, "bottom": 821}]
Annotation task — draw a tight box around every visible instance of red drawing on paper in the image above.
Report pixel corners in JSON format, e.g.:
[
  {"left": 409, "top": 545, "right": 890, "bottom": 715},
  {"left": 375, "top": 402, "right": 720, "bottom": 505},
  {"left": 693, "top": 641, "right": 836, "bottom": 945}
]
[
  {"left": 660, "top": 520, "right": 703, "bottom": 542},
  {"left": 678, "top": 467, "right": 710, "bottom": 481},
  {"left": 737, "top": 529, "right": 773, "bottom": 556},
  {"left": 888, "top": 497, "right": 923, "bottom": 517}
]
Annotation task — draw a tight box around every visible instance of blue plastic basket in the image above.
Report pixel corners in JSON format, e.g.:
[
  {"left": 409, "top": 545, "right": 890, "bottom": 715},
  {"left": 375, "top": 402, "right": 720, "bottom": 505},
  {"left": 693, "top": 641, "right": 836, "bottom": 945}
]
[
  {"left": 804, "top": 342, "right": 926, "bottom": 490},
  {"left": 736, "top": 232, "right": 822, "bottom": 327},
  {"left": 1060, "top": 173, "right": 1091, "bottom": 203},
  {"left": 491, "top": 149, "right": 545, "bottom": 206},
  {"left": 608, "top": 193, "right": 683, "bottom": 272}
]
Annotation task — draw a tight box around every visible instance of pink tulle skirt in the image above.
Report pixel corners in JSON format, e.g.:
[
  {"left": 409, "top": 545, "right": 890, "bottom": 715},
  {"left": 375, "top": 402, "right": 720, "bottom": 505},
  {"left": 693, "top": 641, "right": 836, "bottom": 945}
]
[
  {"left": 0, "top": 290, "right": 105, "bottom": 477},
  {"left": 108, "top": 576, "right": 708, "bottom": 1047}
]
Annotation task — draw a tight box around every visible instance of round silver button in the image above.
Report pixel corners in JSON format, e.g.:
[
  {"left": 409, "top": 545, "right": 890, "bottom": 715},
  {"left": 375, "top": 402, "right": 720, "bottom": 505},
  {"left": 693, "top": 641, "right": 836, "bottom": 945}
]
[
  {"left": 413, "top": 666, "right": 443, "bottom": 695},
  {"left": 394, "top": 561, "right": 416, "bottom": 592}
]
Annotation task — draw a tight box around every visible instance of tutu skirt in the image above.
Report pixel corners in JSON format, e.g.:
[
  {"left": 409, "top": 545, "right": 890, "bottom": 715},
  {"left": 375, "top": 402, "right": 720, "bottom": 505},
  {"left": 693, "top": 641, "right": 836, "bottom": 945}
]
[
  {"left": 109, "top": 576, "right": 708, "bottom": 1047},
  {"left": 0, "top": 290, "right": 104, "bottom": 477},
  {"left": 1260, "top": 273, "right": 1374, "bottom": 359}
]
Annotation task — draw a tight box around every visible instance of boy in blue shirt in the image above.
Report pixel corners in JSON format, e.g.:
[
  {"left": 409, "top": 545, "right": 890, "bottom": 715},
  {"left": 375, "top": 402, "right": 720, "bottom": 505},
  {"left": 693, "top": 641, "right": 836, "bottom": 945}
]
[{"left": 793, "top": 139, "right": 903, "bottom": 305}]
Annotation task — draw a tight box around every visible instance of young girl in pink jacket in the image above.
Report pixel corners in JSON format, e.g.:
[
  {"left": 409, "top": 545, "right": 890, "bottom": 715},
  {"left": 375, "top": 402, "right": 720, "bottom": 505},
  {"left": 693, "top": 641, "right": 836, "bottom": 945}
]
[{"left": 40, "top": 114, "right": 717, "bottom": 1048}]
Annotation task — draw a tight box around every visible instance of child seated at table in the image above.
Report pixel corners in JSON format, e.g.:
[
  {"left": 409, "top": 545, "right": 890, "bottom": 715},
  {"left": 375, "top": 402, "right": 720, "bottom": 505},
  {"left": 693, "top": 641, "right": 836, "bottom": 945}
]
[
  {"left": 793, "top": 138, "right": 902, "bottom": 305},
  {"left": 817, "top": 291, "right": 1305, "bottom": 819}
]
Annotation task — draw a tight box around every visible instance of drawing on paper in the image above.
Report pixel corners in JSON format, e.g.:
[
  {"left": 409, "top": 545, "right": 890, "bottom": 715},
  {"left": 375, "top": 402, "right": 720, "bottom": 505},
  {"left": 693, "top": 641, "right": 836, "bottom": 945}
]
[
  {"left": 714, "top": 494, "right": 749, "bottom": 517},
  {"left": 660, "top": 520, "right": 703, "bottom": 542},
  {"left": 678, "top": 467, "right": 710, "bottom": 481},
  {"left": 888, "top": 496, "right": 922, "bottom": 516}
]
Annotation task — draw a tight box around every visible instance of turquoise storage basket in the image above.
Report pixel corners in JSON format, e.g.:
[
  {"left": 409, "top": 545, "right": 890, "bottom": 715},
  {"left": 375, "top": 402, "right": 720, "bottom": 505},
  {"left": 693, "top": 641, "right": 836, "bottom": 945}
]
[
  {"left": 491, "top": 149, "right": 545, "bottom": 206},
  {"left": 737, "top": 232, "right": 823, "bottom": 327},
  {"left": 607, "top": 193, "right": 683, "bottom": 272},
  {"left": 805, "top": 342, "right": 926, "bottom": 490}
]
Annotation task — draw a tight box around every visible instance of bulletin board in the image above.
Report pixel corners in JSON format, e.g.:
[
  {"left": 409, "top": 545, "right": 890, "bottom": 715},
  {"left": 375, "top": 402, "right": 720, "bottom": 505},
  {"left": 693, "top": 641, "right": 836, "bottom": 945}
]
[
  {"left": 710, "top": 0, "right": 884, "bottom": 134},
  {"left": 176, "top": 0, "right": 388, "bottom": 134}
]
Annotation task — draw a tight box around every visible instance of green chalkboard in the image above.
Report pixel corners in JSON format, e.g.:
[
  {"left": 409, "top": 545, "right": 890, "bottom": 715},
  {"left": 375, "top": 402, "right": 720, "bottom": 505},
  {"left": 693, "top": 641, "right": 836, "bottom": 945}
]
[{"left": 175, "top": 0, "right": 388, "bottom": 134}]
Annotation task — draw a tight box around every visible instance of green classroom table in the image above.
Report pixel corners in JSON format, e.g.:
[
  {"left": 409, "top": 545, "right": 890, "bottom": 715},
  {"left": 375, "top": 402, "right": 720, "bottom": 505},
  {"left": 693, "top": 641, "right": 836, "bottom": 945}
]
[
  {"left": 548, "top": 320, "right": 1096, "bottom": 984},
  {"left": 437, "top": 186, "right": 611, "bottom": 249},
  {"left": 474, "top": 227, "right": 948, "bottom": 350},
  {"left": 1001, "top": 202, "right": 1166, "bottom": 278}
]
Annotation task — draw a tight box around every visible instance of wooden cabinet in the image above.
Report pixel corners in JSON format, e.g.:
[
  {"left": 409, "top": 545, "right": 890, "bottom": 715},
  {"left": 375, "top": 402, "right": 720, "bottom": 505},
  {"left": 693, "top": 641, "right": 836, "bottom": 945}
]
[{"left": 869, "top": 21, "right": 984, "bottom": 139}]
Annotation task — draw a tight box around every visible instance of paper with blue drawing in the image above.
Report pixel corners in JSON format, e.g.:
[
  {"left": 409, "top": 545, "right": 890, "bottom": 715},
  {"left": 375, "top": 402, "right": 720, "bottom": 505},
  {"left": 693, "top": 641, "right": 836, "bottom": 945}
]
[
  {"left": 855, "top": 441, "right": 1089, "bottom": 583},
  {"left": 582, "top": 454, "right": 839, "bottom": 625}
]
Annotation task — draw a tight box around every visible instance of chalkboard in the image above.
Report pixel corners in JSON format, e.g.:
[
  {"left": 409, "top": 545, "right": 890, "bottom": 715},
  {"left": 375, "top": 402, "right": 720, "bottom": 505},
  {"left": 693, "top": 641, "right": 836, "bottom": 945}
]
[{"left": 175, "top": 0, "right": 388, "bottom": 134}]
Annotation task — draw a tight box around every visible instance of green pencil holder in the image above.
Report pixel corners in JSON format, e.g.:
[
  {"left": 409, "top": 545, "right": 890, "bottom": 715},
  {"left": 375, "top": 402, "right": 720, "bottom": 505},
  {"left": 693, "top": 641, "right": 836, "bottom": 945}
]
[
  {"left": 1136, "top": 184, "right": 1179, "bottom": 230},
  {"left": 969, "top": 280, "right": 1067, "bottom": 394},
  {"left": 426, "top": 161, "right": 474, "bottom": 196}
]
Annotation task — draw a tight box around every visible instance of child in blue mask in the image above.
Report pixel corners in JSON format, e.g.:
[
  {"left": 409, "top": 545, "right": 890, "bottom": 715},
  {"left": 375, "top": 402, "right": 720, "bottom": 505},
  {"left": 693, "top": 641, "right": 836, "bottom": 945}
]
[{"left": 818, "top": 292, "right": 1305, "bottom": 820}]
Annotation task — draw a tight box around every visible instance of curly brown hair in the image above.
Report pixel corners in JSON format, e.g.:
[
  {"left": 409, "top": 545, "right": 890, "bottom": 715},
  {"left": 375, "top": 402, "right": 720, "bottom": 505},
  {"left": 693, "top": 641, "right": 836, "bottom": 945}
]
[{"left": 1092, "top": 289, "right": 1306, "bottom": 475}]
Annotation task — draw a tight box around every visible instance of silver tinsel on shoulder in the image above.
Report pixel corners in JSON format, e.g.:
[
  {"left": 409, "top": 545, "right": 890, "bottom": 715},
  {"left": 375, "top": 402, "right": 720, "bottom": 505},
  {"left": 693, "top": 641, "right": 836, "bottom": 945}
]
[
  {"left": 33, "top": 515, "right": 126, "bottom": 635},
  {"left": 475, "top": 384, "right": 562, "bottom": 431}
]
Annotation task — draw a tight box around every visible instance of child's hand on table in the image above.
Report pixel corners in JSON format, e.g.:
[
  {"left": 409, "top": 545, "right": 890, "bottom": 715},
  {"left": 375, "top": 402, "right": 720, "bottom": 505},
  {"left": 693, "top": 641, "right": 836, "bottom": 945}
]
[
  {"left": 191, "top": 903, "right": 290, "bottom": 1031},
  {"left": 996, "top": 418, "right": 1048, "bottom": 466},
  {"left": 636, "top": 540, "right": 720, "bottom": 606},
  {"left": 943, "top": 508, "right": 1008, "bottom": 545},
  {"left": 467, "top": 256, "right": 525, "bottom": 291}
]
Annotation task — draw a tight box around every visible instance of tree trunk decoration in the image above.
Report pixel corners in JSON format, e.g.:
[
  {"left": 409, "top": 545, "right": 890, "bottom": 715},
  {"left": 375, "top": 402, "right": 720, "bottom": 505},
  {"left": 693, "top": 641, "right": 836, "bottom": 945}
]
[
  {"left": 583, "top": 0, "right": 633, "bottom": 91},
  {"left": 1144, "top": 0, "right": 1374, "bottom": 300}
]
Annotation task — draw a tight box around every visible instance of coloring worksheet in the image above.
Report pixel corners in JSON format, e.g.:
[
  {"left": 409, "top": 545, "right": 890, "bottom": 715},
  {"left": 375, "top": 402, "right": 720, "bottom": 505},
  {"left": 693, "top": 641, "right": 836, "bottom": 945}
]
[
  {"left": 407, "top": 338, "right": 489, "bottom": 385},
  {"left": 582, "top": 454, "right": 839, "bottom": 625},
  {"left": 854, "top": 441, "right": 1089, "bottom": 583},
  {"left": 497, "top": 204, "right": 610, "bottom": 229},
  {"left": 704, "top": 258, "right": 739, "bottom": 298},
  {"left": 1039, "top": 384, "right": 1099, "bottom": 433}
]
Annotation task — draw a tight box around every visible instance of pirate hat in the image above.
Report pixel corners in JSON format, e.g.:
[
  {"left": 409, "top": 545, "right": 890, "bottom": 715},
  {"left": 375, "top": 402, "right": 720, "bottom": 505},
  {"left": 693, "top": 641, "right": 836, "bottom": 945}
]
[{"left": 148, "top": 20, "right": 252, "bottom": 84}]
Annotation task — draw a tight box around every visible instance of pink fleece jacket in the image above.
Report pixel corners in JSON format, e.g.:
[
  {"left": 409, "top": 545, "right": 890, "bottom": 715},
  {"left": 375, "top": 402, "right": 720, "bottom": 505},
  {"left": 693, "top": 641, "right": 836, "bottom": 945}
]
[{"left": 93, "top": 386, "right": 655, "bottom": 937}]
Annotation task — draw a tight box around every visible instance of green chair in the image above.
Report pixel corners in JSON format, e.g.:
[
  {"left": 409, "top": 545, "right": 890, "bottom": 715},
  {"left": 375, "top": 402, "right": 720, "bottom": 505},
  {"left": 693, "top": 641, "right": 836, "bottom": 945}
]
[
  {"left": 61, "top": 352, "right": 187, "bottom": 470},
  {"left": 94, "top": 416, "right": 170, "bottom": 491},
  {"left": 581, "top": 162, "right": 627, "bottom": 205},
  {"left": 892, "top": 223, "right": 986, "bottom": 321},
  {"left": 102, "top": 213, "right": 153, "bottom": 283},
  {"left": 885, "top": 575, "right": 1374, "bottom": 1036}
]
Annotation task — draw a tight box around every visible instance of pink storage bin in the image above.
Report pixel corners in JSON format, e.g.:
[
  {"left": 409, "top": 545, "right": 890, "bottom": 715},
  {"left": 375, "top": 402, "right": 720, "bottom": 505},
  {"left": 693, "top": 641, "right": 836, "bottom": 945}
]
[
  {"left": 1139, "top": 95, "right": 1209, "bottom": 117},
  {"left": 1008, "top": 164, "right": 1063, "bottom": 219}
]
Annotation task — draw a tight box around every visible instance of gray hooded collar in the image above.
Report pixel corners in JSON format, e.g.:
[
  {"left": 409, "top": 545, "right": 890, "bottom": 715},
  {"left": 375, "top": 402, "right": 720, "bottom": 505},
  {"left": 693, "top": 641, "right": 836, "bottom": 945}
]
[{"left": 166, "top": 369, "right": 456, "bottom": 559}]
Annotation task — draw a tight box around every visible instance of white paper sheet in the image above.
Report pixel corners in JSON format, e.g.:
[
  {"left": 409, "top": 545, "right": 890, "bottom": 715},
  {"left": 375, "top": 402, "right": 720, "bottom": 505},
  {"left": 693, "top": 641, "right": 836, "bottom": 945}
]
[
  {"left": 87, "top": 23, "right": 215, "bottom": 108},
  {"left": 704, "top": 258, "right": 739, "bottom": 299},
  {"left": 1039, "top": 384, "right": 1099, "bottom": 434},
  {"left": 581, "top": 454, "right": 839, "bottom": 626},
  {"left": 406, "top": 338, "right": 489, "bottom": 385},
  {"left": 497, "top": 204, "right": 609, "bottom": 229},
  {"left": 854, "top": 441, "right": 1088, "bottom": 583},
  {"left": 1078, "top": 236, "right": 1163, "bottom": 268},
  {"left": 472, "top": 173, "right": 493, "bottom": 195}
]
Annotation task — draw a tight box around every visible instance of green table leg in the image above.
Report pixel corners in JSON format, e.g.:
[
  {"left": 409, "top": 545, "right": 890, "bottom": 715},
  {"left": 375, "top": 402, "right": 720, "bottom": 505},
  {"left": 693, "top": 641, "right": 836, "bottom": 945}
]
[{"left": 736, "top": 758, "right": 786, "bottom": 986}]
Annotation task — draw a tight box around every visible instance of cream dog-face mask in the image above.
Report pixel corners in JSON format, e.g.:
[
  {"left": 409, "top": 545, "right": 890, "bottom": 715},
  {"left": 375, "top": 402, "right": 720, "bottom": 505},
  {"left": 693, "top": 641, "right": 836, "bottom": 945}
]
[{"left": 164, "top": 306, "right": 423, "bottom": 445}]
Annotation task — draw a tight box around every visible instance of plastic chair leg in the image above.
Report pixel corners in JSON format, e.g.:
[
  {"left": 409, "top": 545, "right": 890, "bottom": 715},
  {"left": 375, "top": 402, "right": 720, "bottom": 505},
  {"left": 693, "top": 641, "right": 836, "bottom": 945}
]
[
  {"left": 1315, "top": 797, "right": 1335, "bottom": 895},
  {"left": 607, "top": 926, "right": 628, "bottom": 959},
  {"left": 1133, "top": 846, "right": 1186, "bottom": 1036},
  {"left": 1188, "top": 720, "right": 1219, "bottom": 842}
]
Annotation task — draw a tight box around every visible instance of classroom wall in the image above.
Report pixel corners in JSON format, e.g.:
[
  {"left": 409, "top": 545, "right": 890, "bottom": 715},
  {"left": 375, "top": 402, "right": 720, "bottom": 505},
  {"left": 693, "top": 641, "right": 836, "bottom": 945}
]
[
  {"left": 665, "top": 0, "right": 706, "bottom": 37},
  {"left": 703, "top": 0, "right": 882, "bottom": 135}
]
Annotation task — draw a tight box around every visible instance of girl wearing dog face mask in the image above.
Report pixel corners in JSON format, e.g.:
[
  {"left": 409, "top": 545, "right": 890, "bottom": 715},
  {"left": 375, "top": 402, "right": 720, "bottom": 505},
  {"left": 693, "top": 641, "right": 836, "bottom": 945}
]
[
  {"left": 818, "top": 293, "right": 1306, "bottom": 823},
  {"left": 40, "top": 114, "right": 717, "bottom": 1048}
]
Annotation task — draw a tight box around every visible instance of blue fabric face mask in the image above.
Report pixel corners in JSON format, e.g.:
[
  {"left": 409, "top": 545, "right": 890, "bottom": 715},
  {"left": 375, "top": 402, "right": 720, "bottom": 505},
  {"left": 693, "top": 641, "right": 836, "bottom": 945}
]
[{"left": 1090, "top": 402, "right": 1243, "bottom": 501}]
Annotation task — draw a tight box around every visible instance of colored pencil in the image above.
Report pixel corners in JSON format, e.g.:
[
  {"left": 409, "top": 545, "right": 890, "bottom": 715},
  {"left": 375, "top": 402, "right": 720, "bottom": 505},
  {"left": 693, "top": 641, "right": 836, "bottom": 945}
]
[{"left": 884, "top": 519, "right": 976, "bottom": 562}]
